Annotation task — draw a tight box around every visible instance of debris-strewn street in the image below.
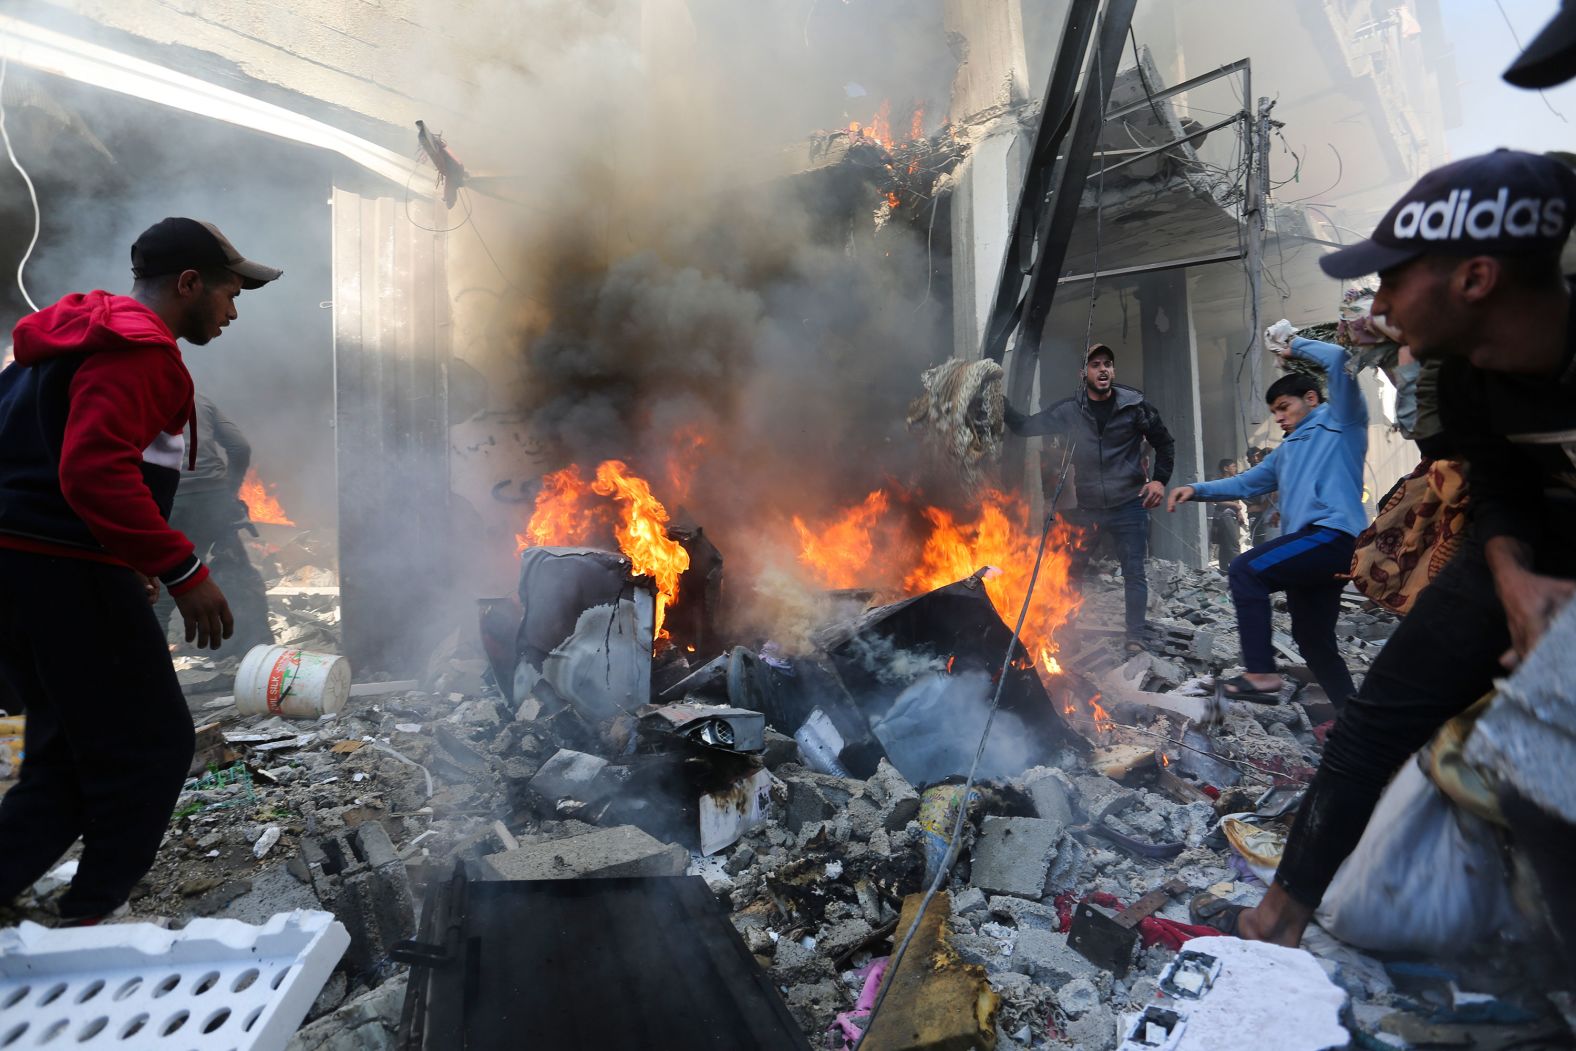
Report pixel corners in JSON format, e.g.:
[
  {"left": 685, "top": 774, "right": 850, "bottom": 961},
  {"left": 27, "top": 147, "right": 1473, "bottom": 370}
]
[
  {"left": 3, "top": 3, "right": 1576, "bottom": 1050},
  {"left": 5, "top": 554, "right": 1568, "bottom": 1051}
]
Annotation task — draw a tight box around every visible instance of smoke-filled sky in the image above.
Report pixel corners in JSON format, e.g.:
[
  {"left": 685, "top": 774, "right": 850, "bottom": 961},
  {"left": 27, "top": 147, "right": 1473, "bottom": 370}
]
[
  {"left": 4, "top": 0, "right": 1572, "bottom": 612},
  {"left": 1442, "top": 0, "right": 1576, "bottom": 156}
]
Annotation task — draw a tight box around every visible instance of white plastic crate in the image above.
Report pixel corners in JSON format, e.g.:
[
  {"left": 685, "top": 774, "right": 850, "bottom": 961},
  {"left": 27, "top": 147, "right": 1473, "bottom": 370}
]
[{"left": 0, "top": 909, "right": 349, "bottom": 1051}]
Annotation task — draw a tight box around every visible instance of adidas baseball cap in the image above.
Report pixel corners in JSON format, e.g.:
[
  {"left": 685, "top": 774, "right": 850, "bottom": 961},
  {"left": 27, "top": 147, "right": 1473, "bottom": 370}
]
[
  {"left": 1319, "top": 150, "right": 1576, "bottom": 280},
  {"left": 1504, "top": 1, "right": 1576, "bottom": 88},
  {"left": 131, "top": 218, "right": 282, "bottom": 290}
]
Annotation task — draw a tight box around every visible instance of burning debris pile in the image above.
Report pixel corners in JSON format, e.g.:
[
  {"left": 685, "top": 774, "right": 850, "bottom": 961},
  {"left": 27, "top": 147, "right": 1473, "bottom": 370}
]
[{"left": 10, "top": 518, "right": 1569, "bottom": 1049}]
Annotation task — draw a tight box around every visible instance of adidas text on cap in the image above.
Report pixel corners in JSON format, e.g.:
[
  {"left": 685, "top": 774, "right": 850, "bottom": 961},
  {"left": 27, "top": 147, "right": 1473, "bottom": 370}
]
[{"left": 1319, "top": 150, "right": 1576, "bottom": 280}]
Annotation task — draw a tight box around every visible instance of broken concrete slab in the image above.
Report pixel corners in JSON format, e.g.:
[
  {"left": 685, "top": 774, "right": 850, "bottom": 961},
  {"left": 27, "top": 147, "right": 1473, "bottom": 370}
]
[
  {"left": 1021, "top": 768, "right": 1073, "bottom": 830},
  {"left": 970, "top": 816, "right": 1060, "bottom": 898},
  {"left": 332, "top": 864, "right": 417, "bottom": 976},
  {"left": 528, "top": 748, "right": 616, "bottom": 804},
  {"left": 986, "top": 896, "right": 1059, "bottom": 931},
  {"left": 866, "top": 758, "right": 921, "bottom": 831},
  {"left": 1009, "top": 929, "right": 1102, "bottom": 986},
  {"left": 1058, "top": 976, "right": 1101, "bottom": 1017},
  {"left": 352, "top": 821, "right": 399, "bottom": 870},
  {"left": 860, "top": 892, "right": 999, "bottom": 1051},
  {"left": 219, "top": 862, "right": 322, "bottom": 926},
  {"left": 286, "top": 972, "right": 406, "bottom": 1051},
  {"left": 482, "top": 825, "right": 688, "bottom": 880},
  {"left": 771, "top": 938, "right": 837, "bottom": 985},
  {"left": 817, "top": 917, "right": 875, "bottom": 959}
]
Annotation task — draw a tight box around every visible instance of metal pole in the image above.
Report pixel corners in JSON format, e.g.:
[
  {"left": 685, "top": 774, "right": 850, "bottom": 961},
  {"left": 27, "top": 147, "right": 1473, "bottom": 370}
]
[
  {"left": 1242, "top": 80, "right": 1271, "bottom": 433},
  {"left": 1003, "top": 0, "right": 1140, "bottom": 415}
]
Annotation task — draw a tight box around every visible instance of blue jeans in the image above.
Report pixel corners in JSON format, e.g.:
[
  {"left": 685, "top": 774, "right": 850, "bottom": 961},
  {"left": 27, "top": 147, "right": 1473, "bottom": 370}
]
[
  {"left": 1067, "top": 498, "right": 1150, "bottom": 634},
  {"left": 1227, "top": 524, "right": 1356, "bottom": 705}
]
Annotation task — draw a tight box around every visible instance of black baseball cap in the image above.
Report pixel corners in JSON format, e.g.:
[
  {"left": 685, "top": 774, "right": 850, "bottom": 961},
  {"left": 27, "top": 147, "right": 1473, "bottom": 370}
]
[
  {"left": 1505, "top": 2, "right": 1576, "bottom": 88},
  {"left": 1319, "top": 150, "right": 1576, "bottom": 280},
  {"left": 130, "top": 218, "right": 282, "bottom": 290},
  {"left": 1086, "top": 343, "right": 1115, "bottom": 362}
]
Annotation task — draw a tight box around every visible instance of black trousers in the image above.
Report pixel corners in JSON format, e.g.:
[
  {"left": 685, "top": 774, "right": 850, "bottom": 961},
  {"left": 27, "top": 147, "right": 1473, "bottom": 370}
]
[
  {"left": 1276, "top": 536, "right": 1513, "bottom": 909},
  {"left": 0, "top": 550, "right": 194, "bottom": 918},
  {"left": 151, "top": 490, "right": 273, "bottom": 657},
  {"left": 1066, "top": 498, "right": 1150, "bottom": 634}
]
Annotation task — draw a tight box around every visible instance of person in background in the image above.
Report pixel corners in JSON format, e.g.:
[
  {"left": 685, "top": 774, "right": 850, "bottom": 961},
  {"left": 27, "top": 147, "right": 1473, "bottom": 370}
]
[
  {"left": 1243, "top": 446, "right": 1280, "bottom": 545},
  {"left": 1210, "top": 458, "right": 1247, "bottom": 570},
  {"left": 0, "top": 217, "right": 280, "bottom": 924},
  {"left": 1006, "top": 343, "right": 1176, "bottom": 652},
  {"left": 1168, "top": 330, "right": 1368, "bottom": 711},
  {"left": 151, "top": 394, "right": 274, "bottom": 657}
]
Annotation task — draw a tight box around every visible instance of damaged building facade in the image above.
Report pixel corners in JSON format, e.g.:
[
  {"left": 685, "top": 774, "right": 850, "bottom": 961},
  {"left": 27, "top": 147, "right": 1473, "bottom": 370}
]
[{"left": 10, "top": 3, "right": 1570, "bottom": 1051}]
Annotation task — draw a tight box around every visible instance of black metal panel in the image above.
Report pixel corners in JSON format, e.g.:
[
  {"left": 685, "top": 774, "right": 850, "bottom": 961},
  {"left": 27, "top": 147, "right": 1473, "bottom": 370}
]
[
  {"left": 978, "top": 0, "right": 1102, "bottom": 366},
  {"left": 399, "top": 868, "right": 811, "bottom": 1051},
  {"left": 1002, "top": 0, "right": 1140, "bottom": 414}
]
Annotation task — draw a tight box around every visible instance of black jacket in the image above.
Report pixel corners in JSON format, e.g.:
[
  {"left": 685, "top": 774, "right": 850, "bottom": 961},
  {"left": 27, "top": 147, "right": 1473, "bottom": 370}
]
[
  {"left": 1005, "top": 383, "right": 1175, "bottom": 510},
  {"left": 1436, "top": 296, "right": 1576, "bottom": 575}
]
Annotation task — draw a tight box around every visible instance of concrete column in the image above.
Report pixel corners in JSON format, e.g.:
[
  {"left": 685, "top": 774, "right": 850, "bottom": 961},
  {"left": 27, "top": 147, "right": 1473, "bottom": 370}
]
[
  {"left": 944, "top": 0, "right": 1031, "bottom": 123},
  {"left": 950, "top": 129, "right": 1027, "bottom": 362},
  {"left": 1136, "top": 270, "right": 1207, "bottom": 568},
  {"left": 942, "top": 0, "right": 1034, "bottom": 496},
  {"left": 945, "top": 0, "right": 1031, "bottom": 363}
]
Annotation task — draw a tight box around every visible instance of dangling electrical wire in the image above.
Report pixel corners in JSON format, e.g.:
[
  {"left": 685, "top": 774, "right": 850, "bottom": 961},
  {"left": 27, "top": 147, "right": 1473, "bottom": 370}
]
[
  {"left": 0, "top": 57, "right": 41, "bottom": 313},
  {"left": 853, "top": 443, "right": 1077, "bottom": 1050}
]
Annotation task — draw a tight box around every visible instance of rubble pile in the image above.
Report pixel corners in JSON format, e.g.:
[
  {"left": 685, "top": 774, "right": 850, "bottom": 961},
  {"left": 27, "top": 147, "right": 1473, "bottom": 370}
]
[{"left": 6, "top": 551, "right": 1571, "bottom": 1051}]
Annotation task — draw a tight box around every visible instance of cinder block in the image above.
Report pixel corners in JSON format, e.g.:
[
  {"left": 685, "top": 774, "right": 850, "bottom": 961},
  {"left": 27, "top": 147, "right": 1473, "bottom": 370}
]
[
  {"left": 529, "top": 749, "right": 613, "bottom": 803},
  {"left": 970, "top": 817, "right": 1060, "bottom": 898},
  {"left": 1010, "top": 929, "right": 1101, "bottom": 986},
  {"left": 482, "top": 825, "right": 688, "bottom": 881}
]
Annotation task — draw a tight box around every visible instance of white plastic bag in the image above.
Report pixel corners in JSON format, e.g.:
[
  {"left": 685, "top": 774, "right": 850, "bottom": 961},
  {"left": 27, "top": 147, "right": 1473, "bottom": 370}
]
[
  {"left": 1264, "top": 318, "right": 1299, "bottom": 353},
  {"left": 1317, "top": 756, "right": 1527, "bottom": 954}
]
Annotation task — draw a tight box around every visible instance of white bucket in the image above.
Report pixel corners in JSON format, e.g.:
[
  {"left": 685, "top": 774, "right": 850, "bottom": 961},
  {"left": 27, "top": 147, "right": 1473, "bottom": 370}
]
[{"left": 236, "top": 644, "right": 352, "bottom": 719}]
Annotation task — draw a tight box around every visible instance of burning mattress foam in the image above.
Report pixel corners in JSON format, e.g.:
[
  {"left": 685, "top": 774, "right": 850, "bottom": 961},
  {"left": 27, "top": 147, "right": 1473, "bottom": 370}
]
[{"left": 906, "top": 357, "right": 1006, "bottom": 491}]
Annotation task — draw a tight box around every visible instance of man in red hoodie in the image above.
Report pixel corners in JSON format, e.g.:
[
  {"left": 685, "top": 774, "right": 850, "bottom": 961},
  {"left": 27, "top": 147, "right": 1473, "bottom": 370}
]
[{"left": 0, "top": 217, "right": 280, "bottom": 923}]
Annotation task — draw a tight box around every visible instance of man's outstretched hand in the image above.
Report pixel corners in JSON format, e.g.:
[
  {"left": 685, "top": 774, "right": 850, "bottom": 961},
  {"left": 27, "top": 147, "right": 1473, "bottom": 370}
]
[
  {"left": 175, "top": 577, "right": 234, "bottom": 651},
  {"left": 1497, "top": 568, "right": 1576, "bottom": 669},
  {"left": 1166, "top": 485, "right": 1196, "bottom": 513},
  {"left": 1140, "top": 480, "right": 1165, "bottom": 509}
]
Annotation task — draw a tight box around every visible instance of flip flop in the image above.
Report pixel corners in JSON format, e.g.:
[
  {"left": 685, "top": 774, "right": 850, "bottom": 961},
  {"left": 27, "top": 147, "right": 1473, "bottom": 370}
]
[
  {"left": 1189, "top": 892, "right": 1247, "bottom": 936},
  {"left": 1215, "top": 674, "right": 1283, "bottom": 705}
]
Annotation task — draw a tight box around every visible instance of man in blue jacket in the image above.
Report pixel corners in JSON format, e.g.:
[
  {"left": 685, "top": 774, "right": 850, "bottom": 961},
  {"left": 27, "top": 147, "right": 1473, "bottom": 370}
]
[{"left": 1167, "top": 334, "right": 1368, "bottom": 708}]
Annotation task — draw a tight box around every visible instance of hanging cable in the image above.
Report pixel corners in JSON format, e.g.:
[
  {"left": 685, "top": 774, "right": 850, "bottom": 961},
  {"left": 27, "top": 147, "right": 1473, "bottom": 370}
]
[
  {"left": 0, "top": 57, "right": 41, "bottom": 313},
  {"left": 853, "top": 444, "right": 1077, "bottom": 1050}
]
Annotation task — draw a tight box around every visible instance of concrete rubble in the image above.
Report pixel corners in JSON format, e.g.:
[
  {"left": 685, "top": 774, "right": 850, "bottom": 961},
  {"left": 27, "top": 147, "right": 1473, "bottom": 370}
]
[{"left": 4, "top": 557, "right": 1571, "bottom": 1050}]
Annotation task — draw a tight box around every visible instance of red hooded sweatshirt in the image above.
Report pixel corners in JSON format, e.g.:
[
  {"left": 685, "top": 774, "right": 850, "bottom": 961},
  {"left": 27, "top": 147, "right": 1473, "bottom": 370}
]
[{"left": 0, "top": 291, "right": 209, "bottom": 595}]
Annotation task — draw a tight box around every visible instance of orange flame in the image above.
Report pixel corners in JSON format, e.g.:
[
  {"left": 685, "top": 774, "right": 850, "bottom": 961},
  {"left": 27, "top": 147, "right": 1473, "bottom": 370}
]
[
  {"left": 516, "top": 465, "right": 613, "bottom": 554},
  {"left": 665, "top": 426, "right": 709, "bottom": 506},
  {"left": 239, "top": 468, "right": 294, "bottom": 526},
  {"left": 901, "top": 491, "right": 1082, "bottom": 669},
  {"left": 793, "top": 487, "right": 1082, "bottom": 673},
  {"left": 1086, "top": 691, "right": 1114, "bottom": 735},
  {"left": 515, "top": 461, "right": 689, "bottom": 639},
  {"left": 909, "top": 104, "right": 925, "bottom": 142},
  {"left": 592, "top": 460, "right": 690, "bottom": 637},
  {"left": 792, "top": 489, "right": 891, "bottom": 589},
  {"left": 871, "top": 99, "right": 894, "bottom": 149}
]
